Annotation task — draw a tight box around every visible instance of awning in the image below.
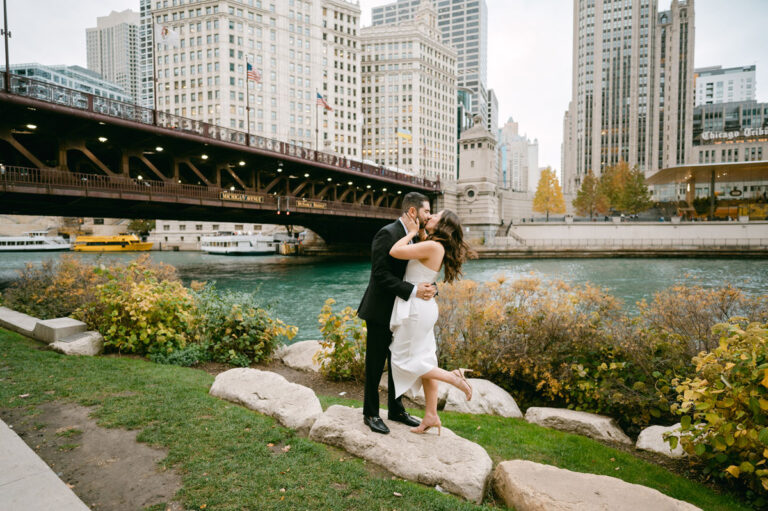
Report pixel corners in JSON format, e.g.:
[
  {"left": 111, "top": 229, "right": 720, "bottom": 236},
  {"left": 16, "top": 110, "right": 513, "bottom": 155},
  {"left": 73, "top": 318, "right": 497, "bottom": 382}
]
[{"left": 646, "top": 160, "right": 768, "bottom": 185}]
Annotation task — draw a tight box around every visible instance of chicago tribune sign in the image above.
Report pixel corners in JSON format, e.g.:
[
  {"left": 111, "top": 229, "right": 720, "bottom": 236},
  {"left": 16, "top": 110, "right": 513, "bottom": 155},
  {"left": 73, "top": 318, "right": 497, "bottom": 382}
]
[{"left": 701, "top": 127, "right": 768, "bottom": 141}]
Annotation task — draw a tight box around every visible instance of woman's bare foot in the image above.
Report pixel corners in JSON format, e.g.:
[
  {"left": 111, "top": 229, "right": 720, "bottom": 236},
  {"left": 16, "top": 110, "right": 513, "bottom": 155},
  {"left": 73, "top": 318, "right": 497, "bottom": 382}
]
[{"left": 452, "top": 369, "right": 473, "bottom": 401}]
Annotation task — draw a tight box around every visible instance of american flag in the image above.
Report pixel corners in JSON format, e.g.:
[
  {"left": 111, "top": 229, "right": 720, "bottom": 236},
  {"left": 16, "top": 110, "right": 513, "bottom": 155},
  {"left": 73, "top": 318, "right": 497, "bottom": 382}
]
[
  {"left": 246, "top": 63, "right": 261, "bottom": 83},
  {"left": 316, "top": 92, "right": 332, "bottom": 111}
]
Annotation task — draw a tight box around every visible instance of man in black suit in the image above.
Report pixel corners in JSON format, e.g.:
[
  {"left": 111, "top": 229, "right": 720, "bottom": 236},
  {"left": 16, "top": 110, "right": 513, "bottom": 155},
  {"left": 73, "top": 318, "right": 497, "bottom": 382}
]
[{"left": 357, "top": 192, "right": 436, "bottom": 434}]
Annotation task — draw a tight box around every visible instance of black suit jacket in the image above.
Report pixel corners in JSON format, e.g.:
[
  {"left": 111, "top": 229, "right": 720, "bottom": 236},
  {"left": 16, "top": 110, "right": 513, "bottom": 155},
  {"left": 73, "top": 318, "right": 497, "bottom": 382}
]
[{"left": 357, "top": 220, "right": 415, "bottom": 325}]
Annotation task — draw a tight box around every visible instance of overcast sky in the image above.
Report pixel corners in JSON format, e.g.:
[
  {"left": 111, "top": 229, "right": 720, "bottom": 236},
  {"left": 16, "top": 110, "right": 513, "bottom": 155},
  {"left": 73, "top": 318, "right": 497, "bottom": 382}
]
[{"left": 4, "top": 0, "right": 767, "bottom": 170}]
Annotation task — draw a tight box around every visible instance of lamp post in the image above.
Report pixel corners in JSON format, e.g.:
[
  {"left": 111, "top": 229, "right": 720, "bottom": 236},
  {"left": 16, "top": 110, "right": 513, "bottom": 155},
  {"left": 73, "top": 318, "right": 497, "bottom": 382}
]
[{"left": 2, "top": 0, "right": 10, "bottom": 92}]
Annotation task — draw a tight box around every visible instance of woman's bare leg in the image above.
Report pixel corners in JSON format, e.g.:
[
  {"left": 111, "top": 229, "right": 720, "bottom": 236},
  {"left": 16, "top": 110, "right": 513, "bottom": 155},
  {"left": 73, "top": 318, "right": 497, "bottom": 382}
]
[
  {"left": 411, "top": 376, "right": 441, "bottom": 433},
  {"left": 420, "top": 367, "right": 471, "bottom": 400}
]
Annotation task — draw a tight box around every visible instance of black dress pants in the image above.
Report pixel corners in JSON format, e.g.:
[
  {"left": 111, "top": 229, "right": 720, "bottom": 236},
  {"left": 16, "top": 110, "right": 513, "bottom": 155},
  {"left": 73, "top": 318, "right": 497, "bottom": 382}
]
[{"left": 363, "top": 320, "right": 406, "bottom": 418}]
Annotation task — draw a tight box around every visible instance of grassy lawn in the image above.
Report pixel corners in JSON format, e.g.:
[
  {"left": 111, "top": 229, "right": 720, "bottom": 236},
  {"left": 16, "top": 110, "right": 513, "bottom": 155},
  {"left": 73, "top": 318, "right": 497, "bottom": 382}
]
[{"left": 0, "top": 328, "right": 748, "bottom": 511}]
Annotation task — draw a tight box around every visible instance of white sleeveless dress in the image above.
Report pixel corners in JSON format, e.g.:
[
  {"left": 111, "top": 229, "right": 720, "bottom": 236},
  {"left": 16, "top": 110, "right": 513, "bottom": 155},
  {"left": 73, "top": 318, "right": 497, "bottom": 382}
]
[{"left": 389, "top": 259, "right": 440, "bottom": 398}]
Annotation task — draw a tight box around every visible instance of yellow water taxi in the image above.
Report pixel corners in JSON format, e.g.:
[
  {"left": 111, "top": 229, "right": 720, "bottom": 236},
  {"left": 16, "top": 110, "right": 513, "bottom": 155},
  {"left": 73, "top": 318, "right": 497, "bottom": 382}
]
[{"left": 72, "top": 234, "right": 153, "bottom": 252}]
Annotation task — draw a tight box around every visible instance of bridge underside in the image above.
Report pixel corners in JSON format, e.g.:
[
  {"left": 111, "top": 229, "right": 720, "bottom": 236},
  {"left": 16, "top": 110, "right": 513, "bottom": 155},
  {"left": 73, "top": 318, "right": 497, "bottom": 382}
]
[{"left": 0, "top": 88, "right": 437, "bottom": 245}]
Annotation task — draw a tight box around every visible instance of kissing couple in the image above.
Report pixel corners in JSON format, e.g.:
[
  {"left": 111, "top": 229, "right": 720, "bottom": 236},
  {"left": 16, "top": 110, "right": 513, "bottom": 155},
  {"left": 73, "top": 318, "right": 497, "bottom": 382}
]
[{"left": 358, "top": 191, "right": 475, "bottom": 436}]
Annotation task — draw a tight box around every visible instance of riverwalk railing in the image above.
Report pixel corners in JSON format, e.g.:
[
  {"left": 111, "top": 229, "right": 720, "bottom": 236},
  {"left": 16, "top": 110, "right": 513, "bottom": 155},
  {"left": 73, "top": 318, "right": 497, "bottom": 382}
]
[
  {"left": 487, "top": 237, "right": 768, "bottom": 249},
  {"left": 1, "top": 73, "right": 440, "bottom": 192},
  {"left": 0, "top": 165, "right": 400, "bottom": 218}
]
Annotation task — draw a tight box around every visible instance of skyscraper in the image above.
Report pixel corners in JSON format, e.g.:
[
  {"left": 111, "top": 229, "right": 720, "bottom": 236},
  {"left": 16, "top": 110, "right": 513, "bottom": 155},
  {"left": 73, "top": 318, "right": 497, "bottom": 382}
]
[
  {"left": 86, "top": 9, "right": 140, "bottom": 103},
  {"left": 694, "top": 65, "right": 756, "bottom": 106},
  {"left": 562, "top": 0, "right": 695, "bottom": 194},
  {"left": 371, "top": 0, "right": 488, "bottom": 126},
  {"left": 361, "top": 1, "right": 457, "bottom": 181},
  {"left": 498, "top": 117, "right": 539, "bottom": 192},
  {"left": 142, "top": 0, "right": 361, "bottom": 156}
]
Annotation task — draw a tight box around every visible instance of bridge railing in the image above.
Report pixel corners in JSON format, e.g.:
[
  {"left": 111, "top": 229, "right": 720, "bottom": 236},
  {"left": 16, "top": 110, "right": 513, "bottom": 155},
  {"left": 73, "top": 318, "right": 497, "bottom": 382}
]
[
  {"left": 3, "top": 74, "right": 440, "bottom": 191},
  {"left": 0, "top": 165, "right": 402, "bottom": 217}
]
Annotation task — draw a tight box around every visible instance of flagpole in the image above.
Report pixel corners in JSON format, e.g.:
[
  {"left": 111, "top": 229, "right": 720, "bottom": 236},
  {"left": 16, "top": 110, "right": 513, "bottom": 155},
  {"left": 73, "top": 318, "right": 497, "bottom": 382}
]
[
  {"left": 245, "top": 63, "right": 251, "bottom": 146},
  {"left": 315, "top": 89, "right": 319, "bottom": 151},
  {"left": 397, "top": 131, "right": 400, "bottom": 171},
  {"left": 2, "top": 0, "right": 10, "bottom": 93}
]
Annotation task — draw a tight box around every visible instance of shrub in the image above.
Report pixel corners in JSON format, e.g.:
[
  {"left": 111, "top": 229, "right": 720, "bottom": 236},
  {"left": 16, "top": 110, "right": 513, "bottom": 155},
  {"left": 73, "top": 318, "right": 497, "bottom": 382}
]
[
  {"left": 77, "top": 277, "right": 194, "bottom": 356},
  {"left": 192, "top": 285, "right": 297, "bottom": 367},
  {"left": 638, "top": 284, "right": 768, "bottom": 358},
  {"left": 435, "top": 276, "right": 692, "bottom": 434},
  {"left": 673, "top": 321, "right": 768, "bottom": 503},
  {"left": 315, "top": 298, "right": 366, "bottom": 382},
  {"left": 149, "top": 343, "right": 210, "bottom": 367},
  {"left": 1, "top": 254, "right": 179, "bottom": 320}
]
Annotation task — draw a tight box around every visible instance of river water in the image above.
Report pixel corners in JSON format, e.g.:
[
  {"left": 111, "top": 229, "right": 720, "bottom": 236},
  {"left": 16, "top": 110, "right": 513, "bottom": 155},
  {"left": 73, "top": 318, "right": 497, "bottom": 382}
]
[{"left": 0, "top": 251, "right": 765, "bottom": 341}]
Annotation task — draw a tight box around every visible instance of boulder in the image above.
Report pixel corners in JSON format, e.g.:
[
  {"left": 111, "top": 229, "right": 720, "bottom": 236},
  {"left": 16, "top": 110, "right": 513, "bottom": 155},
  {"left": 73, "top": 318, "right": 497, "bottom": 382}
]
[
  {"left": 209, "top": 368, "right": 322, "bottom": 435},
  {"left": 275, "top": 340, "right": 329, "bottom": 372},
  {"left": 493, "top": 460, "right": 701, "bottom": 511},
  {"left": 444, "top": 378, "right": 523, "bottom": 418},
  {"left": 524, "top": 407, "right": 632, "bottom": 445},
  {"left": 378, "top": 371, "right": 450, "bottom": 408},
  {"left": 0, "top": 306, "right": 39, "bottom": 337},
  {"left": 50, "top": 331, "right": 104, "bottom": 356},
  {"left": 309, "top": 405, "right": 492, "bottom": 503},
  {"left": 32, "top": 318, "right": 87, "bottom": 344},
  {"left": 636, "top": 424, "right": 685, "bottom": 458}
]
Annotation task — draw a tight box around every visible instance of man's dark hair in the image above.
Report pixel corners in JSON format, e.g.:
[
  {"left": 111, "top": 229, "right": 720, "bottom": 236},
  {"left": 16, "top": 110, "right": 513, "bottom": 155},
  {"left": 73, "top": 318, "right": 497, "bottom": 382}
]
[{"left": 401, "top": 191, "right": 429, "bottom": 214}]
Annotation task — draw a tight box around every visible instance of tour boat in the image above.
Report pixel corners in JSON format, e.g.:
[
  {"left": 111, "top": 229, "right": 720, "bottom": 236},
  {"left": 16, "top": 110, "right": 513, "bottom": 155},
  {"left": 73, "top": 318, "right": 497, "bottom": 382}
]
[
  {"left": 72, "top": 234, "right": 153, "bottom": 252},
  {"left": 0, "top": 230, "right": 71, "bottom": 251},
  {"left": 200, "top": 232, "right": 277, "bottom": 255}
]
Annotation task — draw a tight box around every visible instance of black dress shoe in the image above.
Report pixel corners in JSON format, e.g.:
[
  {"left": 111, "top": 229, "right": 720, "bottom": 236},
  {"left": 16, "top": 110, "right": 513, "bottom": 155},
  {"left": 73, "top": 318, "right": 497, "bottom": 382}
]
[
  {"left": 388, "top": 411, "right": 421, "bottom": 427},
  {"left": 364, "top": 415, "right": 390, "bottom": 434}
]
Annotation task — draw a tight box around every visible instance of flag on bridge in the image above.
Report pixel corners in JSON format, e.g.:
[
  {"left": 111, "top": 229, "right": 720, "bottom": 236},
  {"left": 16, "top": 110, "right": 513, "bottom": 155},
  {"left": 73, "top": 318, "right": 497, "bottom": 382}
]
[
  {"left": 246, "top": 63, "right": 261, "bottom": 83},
  {"left": 316, "top": 92, "right": 332, "bottom": 111},
  {"left": 396, "top": 128, "right": 412, "bottom": 142},
  {"left": 154, "top": 24, "right": 180, "bottom": 48}
]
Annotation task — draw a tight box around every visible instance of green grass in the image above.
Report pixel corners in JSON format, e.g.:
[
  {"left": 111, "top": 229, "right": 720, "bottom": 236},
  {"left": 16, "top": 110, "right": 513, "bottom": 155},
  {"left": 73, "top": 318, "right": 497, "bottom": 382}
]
[{"left": 0, "top": 329, "right": 749, "bottom": 510}]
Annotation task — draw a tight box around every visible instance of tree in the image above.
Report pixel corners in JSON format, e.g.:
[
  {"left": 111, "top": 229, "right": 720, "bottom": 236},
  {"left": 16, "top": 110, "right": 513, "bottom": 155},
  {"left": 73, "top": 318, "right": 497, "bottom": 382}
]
[
  {"left": 572, "top": 170, "right": 609, "bottom": 219},
  {"left": 127, "top": 219, "right": 156, "bottom": 236},
  {"left": 533, "top": 167, "right": 566, "bottom": 221},
  {"left": 599, "top": 161, "right": 652, "bottom": 215}
]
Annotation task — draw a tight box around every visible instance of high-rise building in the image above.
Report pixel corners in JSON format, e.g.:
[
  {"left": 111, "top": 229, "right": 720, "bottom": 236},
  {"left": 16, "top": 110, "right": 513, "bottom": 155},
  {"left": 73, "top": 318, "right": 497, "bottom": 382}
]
[
  {"left": 562, "top": 0, "right": 694, "bottom": 194},
  {"left": 487, "top": 88, "right": 498, "bottom": 136},
  {"left": 2, "top": 63, "right": 132, "bottom": 102},
  {"left": 360, "top": 1, "right": 457, "bottom": 181},
  {"left": 144, "top": 0, "right": 361, "bottom": 155},
  {"left": 498, "top": 117, "right": 539, "bottom": 192},
  {"left": 651, "top": 1, "right": 694, "bottom": 170},
  {"left": 371, "top": 0, "right": 488, "bottom": 126},
  {"left": 694, "top": 65, "right": 756, "bottom": 106},
  {"left": 86, "top": 9, "right": 140, "bottom": 103},
  {"left": 139, "top": 0, "right": 154, "bottom": 109}
]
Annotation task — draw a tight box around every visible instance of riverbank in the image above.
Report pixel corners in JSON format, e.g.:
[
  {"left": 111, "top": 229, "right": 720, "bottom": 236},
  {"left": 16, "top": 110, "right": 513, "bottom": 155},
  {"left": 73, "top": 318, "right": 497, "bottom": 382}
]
[{"left": 0, "top": 329, "right": 748, "bottom": 510}]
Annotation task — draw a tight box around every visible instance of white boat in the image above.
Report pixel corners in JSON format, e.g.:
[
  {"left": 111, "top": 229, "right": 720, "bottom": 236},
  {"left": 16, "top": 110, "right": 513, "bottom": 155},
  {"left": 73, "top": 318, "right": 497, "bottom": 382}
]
[
  {"left": 200, "top": 231, "right": 277, "bottom": 255},
  {"left": 0, "top": 230, "right": 71, "bottom": 251}
]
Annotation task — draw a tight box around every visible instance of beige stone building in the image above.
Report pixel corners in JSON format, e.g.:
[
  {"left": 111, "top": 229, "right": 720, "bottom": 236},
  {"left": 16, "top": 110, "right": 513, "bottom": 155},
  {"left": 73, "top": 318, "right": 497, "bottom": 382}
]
[
  {"left": 360, "top": 0, "right": 457, "bottom": 182},
  {"left": 87, "top": 9, "right": 141, "bottom": 103},
  {"left": 562, "top": 0, "right": 695, "bottom": 193},
  {"left": 147, "top": 0, "right": 361, "bottom": 154}
]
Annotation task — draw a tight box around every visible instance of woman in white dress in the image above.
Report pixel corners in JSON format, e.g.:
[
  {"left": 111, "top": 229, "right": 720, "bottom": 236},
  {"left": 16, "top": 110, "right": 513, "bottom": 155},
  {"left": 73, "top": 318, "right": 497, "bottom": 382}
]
[{"left": 388, "top": 209, "right": 475, "bottom": 435}]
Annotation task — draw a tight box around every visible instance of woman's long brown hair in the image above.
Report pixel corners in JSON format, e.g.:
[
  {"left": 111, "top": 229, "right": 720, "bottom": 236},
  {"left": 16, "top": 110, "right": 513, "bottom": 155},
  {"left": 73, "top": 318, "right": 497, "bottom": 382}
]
[{"left": 427, "top": 209, "right": 476, "bottom": 283}]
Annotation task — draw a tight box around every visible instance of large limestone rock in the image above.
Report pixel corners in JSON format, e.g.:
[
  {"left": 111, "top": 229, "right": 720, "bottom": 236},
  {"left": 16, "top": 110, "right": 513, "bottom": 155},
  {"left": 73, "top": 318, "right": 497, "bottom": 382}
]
[
  {"left": 378, "top": 371, "right": 451, "bottom": 408},
  {"left": 444, "top": 378, "right": 523, "bottom": 418},
  {"left": 493, "top": 460, "right": 701, "bottom": 511},
  {"left": 33, "top": 318, "right": 87, "bottom": 344},
  {"left": 275, "top": 340, "right": 329, "bottom": 372},
  {"left": 0, "top": 306, "right": 39, "bottom": 337},
  {"left": 50, "top": 331, "right": 104, "bottom": 356},
  {"left": 636, "top": 424, "right": 685, "bottom": 458},
  {"left": 209, "top": 368, "right": 322, "bottom": 435},
  {"left": 525, "top": 407, "right": 632, "bottom": 445},
  {"left": 309, "top": 405, "right": 492, "bottom": 503}
]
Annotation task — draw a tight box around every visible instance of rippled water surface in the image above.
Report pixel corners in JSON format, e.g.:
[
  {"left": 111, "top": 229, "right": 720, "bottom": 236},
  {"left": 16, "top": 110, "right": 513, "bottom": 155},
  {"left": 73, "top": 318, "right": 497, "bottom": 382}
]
[{"left": 0, "top": 252, "right": 765, "bottom": 341}]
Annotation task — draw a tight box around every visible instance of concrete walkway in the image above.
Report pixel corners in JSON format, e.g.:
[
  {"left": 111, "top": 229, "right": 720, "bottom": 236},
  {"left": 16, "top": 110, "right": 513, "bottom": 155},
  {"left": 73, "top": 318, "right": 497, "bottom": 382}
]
[{"left": 0, "top": 418, "right": 90, "bottom": 510}]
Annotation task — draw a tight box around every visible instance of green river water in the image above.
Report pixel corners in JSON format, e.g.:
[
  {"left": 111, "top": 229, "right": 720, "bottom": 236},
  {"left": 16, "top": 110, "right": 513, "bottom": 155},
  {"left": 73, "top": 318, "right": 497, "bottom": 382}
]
[{"left": 0, "top": 252, "right": 765, "bottom": 341}]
